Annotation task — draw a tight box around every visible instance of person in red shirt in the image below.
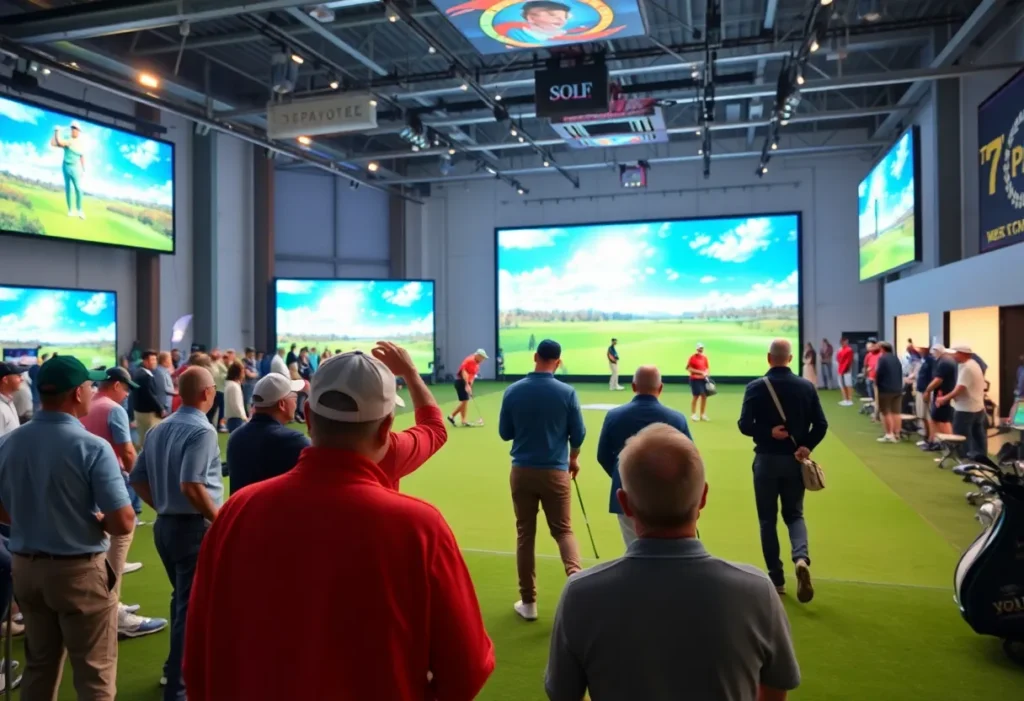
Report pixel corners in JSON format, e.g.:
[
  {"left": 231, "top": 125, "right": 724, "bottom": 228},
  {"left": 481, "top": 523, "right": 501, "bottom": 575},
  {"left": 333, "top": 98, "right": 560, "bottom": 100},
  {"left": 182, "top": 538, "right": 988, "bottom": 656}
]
[
  {"left": 448, "top": 348, "right": 487, "bottom": 428},
  {"left": 836, "top": 337, "right": 855, "bottom": 406},
  {"left": 686, "top": 343, "right": 711, "bottom": 422},
  {"left": 184, "top": 344, "right": 494, "bottom": 701},
  {"left": 863, "top": 340, "right": 881, "bottom": 420}
]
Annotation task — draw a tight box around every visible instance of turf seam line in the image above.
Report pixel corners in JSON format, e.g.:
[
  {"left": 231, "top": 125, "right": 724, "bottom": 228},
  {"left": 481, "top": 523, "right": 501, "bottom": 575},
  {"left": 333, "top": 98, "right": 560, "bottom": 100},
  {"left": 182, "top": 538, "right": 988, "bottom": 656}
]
[{"left": 460, "top": 548, "right": 950, "bottom": 591}]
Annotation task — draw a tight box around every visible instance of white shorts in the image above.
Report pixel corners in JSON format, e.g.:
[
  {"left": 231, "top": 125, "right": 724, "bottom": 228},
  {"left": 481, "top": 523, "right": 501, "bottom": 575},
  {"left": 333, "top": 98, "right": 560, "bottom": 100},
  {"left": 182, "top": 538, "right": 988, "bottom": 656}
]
[{"left": 839, "top": 373, "right": 852, "bottom": 387}]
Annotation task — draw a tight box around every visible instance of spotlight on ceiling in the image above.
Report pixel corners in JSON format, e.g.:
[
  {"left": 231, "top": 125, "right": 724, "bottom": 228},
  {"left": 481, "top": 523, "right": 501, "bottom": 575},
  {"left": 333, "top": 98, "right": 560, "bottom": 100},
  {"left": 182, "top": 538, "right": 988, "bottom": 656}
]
[
  {"left": 271, "top": 52, "right": 300, "bottom": 94},
  {"left": 428, "top": 46, "right": 437, "bottom": 54},
  {"left": 329, "top": 78, "right": 340, "bottom": 90},
  {"left": 388, "top": 12, "right": 398, "bottom": 22},
  {"left": 138, "top": 72, "right": 160, "bottom": 89},
  {"left": 448, "top": 148, "right": 457, "bottom": 156},
  {"left": 459, "top": 83, "right": 468, "bottom": 91},
  {"left": 367, "top": 161, "right": 380, "bottom": 172},
  {"left": 858, "top": 0, "right": 882, "bottom": 22},
  {"left": 297, "top": 135, "right": 312, "bottom": 146},
  {"left": 290, "top": 53, "right": 304, "bottom": 65},
  {"left": 309, "top": 4, "right": 335, "bottom": 22},
  {"left": 369, "top": 99, "right": 378, "bottom": 107}
]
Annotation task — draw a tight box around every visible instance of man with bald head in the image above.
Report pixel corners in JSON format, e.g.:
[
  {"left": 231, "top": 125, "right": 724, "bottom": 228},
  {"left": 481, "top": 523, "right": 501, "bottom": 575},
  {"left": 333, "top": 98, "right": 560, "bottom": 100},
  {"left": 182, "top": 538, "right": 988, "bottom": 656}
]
[
  {"left": 596, "top": 365, "right": 693, "bottom": 547},
  {"left": 131, "top": 366, "right": 223, "bottom": 701},
  {"left": 739, "top": 339, "right": 827, "bottom": 603},
  {"left": 546, "top": 423, "right": 800, "bottom": 701}
]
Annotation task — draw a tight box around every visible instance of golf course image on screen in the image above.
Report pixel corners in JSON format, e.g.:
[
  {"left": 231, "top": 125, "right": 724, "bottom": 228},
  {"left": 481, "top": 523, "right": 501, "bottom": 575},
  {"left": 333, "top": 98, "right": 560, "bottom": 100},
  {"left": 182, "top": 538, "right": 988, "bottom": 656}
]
[
  {"left": 858, "top": 128, "right": 919, "bottom": 281},
  {"left": 0, "top": 95, "right": 174, "bottom": 253},
  {"left": 497, "top": 214, "right": 800, "bottom": 377},
  {"left": 0, "top": 284, "right": 116, "bottom": 370},
  {"left": 275, "top": 279, "right": 435, "bottom": 373}
]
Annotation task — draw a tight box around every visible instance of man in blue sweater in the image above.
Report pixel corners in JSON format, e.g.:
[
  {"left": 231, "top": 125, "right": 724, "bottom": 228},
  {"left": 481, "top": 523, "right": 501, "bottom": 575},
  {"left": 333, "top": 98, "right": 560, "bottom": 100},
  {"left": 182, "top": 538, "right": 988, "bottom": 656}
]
[
  {"left": 596, "top": 365, "right": 692, "bottom": 547},
  {"left": 499, "top": 339, "right": 585, "bottom": 622}
]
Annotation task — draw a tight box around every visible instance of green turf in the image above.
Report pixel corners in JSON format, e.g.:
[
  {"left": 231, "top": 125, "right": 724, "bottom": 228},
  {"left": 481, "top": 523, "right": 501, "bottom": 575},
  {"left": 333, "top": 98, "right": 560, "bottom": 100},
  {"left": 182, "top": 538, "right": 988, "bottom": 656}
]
[
  {"left": 859, "top": 214, "right": 916, "bottom": 280},
  {"left": 29, "top": 384, "right": 1024, "bottom": 699},
  {"left": 276, "top": 337, "right": 435, "bottom": 374},
  {"left": 0, "top": 177, "right": 173, "bottom": 252},
  {"left": 0, "top": 342, "right": 114, "bottom": 371},
  {"left": 500, "top": 319, "right": 798, "bottom": 377}
]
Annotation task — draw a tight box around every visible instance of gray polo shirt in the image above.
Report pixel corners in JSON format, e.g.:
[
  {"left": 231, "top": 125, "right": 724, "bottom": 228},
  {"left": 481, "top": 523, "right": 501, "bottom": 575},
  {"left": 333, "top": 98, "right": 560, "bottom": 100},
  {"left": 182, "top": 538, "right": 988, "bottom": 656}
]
[{"left": 545, "top": 538, "right": 800, "bottom": 701}]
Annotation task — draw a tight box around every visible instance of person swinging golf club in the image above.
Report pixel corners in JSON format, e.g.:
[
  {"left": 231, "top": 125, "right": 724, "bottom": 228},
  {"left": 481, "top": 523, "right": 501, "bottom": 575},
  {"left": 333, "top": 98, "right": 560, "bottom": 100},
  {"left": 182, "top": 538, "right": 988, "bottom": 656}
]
[
  {"left": 498, "top": 339, "right": 585, "bottom": 621},
  {"left": 448, "top": 348, "right": 487, "bottom": 427}
]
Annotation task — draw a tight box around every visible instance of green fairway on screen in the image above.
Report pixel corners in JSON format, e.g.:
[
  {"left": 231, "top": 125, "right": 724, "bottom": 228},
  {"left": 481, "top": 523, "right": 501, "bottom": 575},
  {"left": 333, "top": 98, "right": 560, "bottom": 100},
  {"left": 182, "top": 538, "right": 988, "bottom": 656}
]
[
  {"left": 275, "top": 279, "right": 435, "bottom": 373},
  {"left": 858, "top": 128, "right": 918, "bottom": 281},
  {"left": 497, "top": 215, "right": 800, "bottom": 377},
  {"left": 0, "top": 94, "right": 174, "bottom": 252}
]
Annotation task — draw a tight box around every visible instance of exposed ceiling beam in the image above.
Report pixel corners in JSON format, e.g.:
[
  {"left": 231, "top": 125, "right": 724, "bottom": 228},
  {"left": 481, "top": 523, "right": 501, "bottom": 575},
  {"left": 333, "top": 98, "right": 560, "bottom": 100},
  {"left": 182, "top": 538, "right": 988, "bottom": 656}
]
[
  {"left": 763, "top": 0, "right": 779, "bottom": 30},
  {"left": 283, "top": 6, "right": 387, "bottom": 77},
  {"left": 873, "top": 0, "right": 1010, "bottom": 138}
]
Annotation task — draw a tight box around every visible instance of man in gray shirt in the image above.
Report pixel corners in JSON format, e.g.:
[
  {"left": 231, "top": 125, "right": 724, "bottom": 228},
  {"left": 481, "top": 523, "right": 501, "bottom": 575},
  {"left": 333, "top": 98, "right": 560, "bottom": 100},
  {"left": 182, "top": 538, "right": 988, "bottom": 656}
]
[{"left": 545, "top": 423, "right": 800, "bottom": 701}]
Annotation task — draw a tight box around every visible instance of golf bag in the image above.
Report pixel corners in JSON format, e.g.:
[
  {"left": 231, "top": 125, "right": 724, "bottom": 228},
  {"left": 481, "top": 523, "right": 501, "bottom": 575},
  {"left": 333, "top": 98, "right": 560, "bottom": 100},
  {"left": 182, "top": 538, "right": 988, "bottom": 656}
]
[
  {"left": 953, "top": 454, "right": 1024, "bottom": 665},
  {"left": 854, "top": 374, "right": 869, "bottom": 399}
]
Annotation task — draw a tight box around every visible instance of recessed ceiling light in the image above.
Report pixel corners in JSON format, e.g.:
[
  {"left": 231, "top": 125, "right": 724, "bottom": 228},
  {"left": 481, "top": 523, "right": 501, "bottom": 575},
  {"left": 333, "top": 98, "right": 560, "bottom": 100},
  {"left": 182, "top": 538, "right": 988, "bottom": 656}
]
[
  {"left": 459, "top": 83, "right": 468, "bottom": 91},
  {"left": 291, "top": 53, "right": 304, "bottom": 65},
  {"left": 138, "top": 72, "right": 160, "bottom": 89},
  {"left": 297, "top": 135, "right": 312, "bottom": 146},
  {"left": 428, "top": 46, "right": 436, "bottom": 54},
  {"left": 368, "top": 162, "right": 379, "bottom": 172},
  {"left": 329, "top": 79, "right": 340, "bottom": 90},
  {"left": 448, "top": 148, "right": 456, "bottom": 156},
  {"left": 369, "top": 99, "right": 378, "bottom": 107}
]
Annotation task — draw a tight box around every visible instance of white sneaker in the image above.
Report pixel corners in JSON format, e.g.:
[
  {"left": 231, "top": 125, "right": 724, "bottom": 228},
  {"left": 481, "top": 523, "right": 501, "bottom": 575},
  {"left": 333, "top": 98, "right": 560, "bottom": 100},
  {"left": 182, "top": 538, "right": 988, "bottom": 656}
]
[
  {"left": 0, "top": 666, "right": 22, "bottom": 693},
  {"left": 692, "top": 414, "right": 700, "bottom": 421},
  {"left": 118, "top": 609, "right": 167, "bottom": 638},
  {"left": 701, "top": 414, "right": 710, "bottom": 422},
  {"left": 513, "top": 600, "right": 538, "bottom": 621},
  {"left": 119, "top": 603, "right": 141, "bottom": 615},
  {"left": 123, "top": 562, "right": 143, "bottom": 574},
  {"left": 615, "top": 385, "right": 625, "bottom": 391},
  {"left": 68, "top": 210, "right": 76, "bottom": 217},
  {"left": 876, "top": 435, "right": 897, "bottom": 443}
]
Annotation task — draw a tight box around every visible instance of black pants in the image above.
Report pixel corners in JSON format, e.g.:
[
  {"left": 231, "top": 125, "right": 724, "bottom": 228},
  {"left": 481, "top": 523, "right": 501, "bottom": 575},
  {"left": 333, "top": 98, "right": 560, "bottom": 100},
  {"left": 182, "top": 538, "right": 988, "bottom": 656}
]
[
  {"left": 753, "top": 453, "right": 810, "bottom": 587},
  {"left": 206, "top": 390, "right": 224, "bottom": 425},
  {"left": 953, "top": 410, "right": 987, "bottom": 458}
]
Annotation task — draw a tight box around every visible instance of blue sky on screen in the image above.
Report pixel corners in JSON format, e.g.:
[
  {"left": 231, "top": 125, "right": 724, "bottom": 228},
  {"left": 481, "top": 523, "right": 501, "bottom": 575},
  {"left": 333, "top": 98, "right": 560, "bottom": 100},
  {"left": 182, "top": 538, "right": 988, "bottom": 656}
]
[
  {"left": 498, "top": 215, "right": 799, "bottom": 316},
  {"left": 0, "top": 96, "right": 173, "bottom": 208},
  {"left": 0, "top": 285, "right": 115, "bottom": 345},
  {"left": 858, "top": 129, "right": 914, "bottom": 238},
  {"left": 276, "top": 279, "right": 434, "bottom": 338}
]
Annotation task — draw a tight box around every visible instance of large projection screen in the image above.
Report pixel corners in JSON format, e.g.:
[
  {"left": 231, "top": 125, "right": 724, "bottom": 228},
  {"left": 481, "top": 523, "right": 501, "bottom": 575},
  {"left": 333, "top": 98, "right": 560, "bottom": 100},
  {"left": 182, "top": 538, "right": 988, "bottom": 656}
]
[
  {"left": 0, "top": 94, "right": 175, "bottom": 253},
  {"left": 497, "top": 214, "right": 801, "bottom": 379},
  {"left": 274, "top": 278, "right": 436, "bottom": 374},
  {"left": 0, "top": 284, "right": 117, "bottom": 370}
]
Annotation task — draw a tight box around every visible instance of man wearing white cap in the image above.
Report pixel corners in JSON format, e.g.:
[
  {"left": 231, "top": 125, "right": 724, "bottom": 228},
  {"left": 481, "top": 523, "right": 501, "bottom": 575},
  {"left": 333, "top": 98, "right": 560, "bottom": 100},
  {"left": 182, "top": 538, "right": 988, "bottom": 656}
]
[
  {"left": 935, "top": 344, "right": 987, "bottom": 457},
  {"left": 448, "top": 348, "right": 488, "bottom": 427},
  {"left": 51, "top": 120, "right": 88, "bottom": 219},
  {"left": 185, "top": 343, "right": 494, "bottom": 701},
  {"left": 686, "top": 343, "right": 711, "bottom": 421}
]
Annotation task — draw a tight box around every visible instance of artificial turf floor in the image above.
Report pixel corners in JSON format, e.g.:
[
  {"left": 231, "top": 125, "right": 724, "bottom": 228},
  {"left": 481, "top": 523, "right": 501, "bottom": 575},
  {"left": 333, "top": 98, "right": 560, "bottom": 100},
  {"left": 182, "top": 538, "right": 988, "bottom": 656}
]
[{"left": 24, "top": 383, "right": 1024, "bottom": 699}]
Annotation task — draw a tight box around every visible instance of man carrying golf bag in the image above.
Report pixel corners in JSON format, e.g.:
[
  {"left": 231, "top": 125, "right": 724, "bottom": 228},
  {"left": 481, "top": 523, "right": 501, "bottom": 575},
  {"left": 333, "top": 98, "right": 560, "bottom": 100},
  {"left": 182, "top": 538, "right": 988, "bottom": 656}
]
[{"left": 498, "top": 339, "right": 585, "bottom": 623}]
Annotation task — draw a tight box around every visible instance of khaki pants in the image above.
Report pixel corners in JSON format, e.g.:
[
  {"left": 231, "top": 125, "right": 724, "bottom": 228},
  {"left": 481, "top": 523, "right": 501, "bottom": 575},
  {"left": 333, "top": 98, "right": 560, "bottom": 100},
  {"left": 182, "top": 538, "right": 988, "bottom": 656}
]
[
  {"left": 510, "top": 467, "right": 582, "bottom": 604},
  {"left": 609, "top": 362, "right": 619, "bottom": 389},
  {"left": 135, "top": 411, "right": 162, "bottom": 450},
  {"left": 105, "top": 532, "right": 133, "bottom": 599},
  {"left": 12, "top": 553, "right": 119, "bottom": 701}
]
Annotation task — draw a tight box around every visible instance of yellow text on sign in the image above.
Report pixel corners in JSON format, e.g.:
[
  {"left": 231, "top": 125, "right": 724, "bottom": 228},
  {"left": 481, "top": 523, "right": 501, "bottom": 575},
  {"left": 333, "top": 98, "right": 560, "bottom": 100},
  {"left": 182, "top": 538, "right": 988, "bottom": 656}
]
[{"left": 979, "top": 135, "right": 1024, "bottom": 196}]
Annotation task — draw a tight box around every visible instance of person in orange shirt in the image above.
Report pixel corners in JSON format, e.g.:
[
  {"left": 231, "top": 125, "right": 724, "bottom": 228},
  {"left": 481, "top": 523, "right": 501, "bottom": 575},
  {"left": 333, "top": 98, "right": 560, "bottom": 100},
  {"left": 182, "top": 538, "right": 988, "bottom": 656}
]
[
  {"left": 686, "top": 343, "right": 711, "bottom": 422},
  {"left": 448, "top": 349, "right": 488, "bottom": 427}
]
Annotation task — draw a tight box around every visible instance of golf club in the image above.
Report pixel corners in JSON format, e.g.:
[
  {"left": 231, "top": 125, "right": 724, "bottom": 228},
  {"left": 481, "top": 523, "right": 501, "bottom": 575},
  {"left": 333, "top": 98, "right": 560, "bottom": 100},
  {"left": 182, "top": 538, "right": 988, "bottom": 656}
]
[
  {"left": 469, "top": 396, "right": 485, "bottom": 426},
  {"left": 573, "top": 477, "right": 599, "bottom": 559}
]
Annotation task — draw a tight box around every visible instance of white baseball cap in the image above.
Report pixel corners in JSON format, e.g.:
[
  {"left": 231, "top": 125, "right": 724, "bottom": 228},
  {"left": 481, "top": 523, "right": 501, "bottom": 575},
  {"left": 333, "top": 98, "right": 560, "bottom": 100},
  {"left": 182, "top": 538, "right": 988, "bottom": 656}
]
[
  {"left": 930, "top": 343, "right": 946, "bottom": 355},
  {"left": 252, "top": 373, "right": 305, "bottom": 408},
  {"left": 308, "top": 351, "right": 404, "bottom": 422},
  {"left": 696, "top": 342, "right": 705, "bottom": 350},
  {"left": 70, "top": 120, "right": 82, "bottom": 130},
  {"left": 951, "top": 343, "right": 973, "bottom": 354},
  {"left": 475, "top": 348, "right": 489, "bottom": 359}
]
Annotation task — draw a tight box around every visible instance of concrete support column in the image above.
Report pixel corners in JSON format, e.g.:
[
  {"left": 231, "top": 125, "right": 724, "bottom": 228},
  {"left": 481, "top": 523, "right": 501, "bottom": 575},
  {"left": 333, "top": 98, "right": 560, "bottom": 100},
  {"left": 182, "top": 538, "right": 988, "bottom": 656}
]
[
  {"left": 192, "top": 130, "right": 218, "bottom": 347},
  {"left": 253, "top": 151, "right": 275, "bottom": 351},
  {"left": 134, "top": 104, "right": 161, "bottom": 350}
]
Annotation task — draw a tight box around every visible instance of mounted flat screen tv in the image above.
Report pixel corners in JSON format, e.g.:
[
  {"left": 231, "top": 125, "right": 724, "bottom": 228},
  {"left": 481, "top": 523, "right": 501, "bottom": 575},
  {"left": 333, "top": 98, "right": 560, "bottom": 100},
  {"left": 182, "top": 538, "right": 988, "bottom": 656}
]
[{"left": 0, "top": 94, "right": 175, "bottom": 253}]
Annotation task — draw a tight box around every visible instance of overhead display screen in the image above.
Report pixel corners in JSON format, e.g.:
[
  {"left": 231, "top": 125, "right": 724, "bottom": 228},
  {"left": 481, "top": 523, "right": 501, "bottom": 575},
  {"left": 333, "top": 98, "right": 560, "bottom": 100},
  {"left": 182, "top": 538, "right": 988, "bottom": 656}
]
[
  {"left": 978, "top": 66, "right": 1024, "bottom": 254},
  {"left": 274, "top": 279, "right": 436, "bottom": 373},
  {"left": 0, "top": 284, "right": 117, "bottom": 370},
  {"left": 430, "top": 0, "right": 647, "bottom": 54},
  {"left": 0, "top": 94, "right": 175, "bottom": 253},
  {"left": 858, "top": 127, "right": 921, "bottom": 281},
  {"left": 497, "top": 214, "right": 801, "bottom": 377}
]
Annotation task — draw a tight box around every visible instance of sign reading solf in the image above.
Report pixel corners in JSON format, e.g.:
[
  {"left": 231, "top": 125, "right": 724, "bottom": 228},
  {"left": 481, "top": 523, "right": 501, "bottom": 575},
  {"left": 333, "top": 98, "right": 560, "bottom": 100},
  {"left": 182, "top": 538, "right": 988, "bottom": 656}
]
[
  {"left": 267, "top": 93, "right": 377, "bottom": 139},
  {"left": 535, "top": 60, "right": 610, "bottom": 119}
]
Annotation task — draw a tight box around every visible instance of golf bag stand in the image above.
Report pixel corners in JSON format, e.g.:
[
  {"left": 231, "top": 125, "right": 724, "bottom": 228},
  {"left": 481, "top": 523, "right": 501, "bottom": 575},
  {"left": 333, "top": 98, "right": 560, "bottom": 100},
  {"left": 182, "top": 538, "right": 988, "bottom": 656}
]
[{"left": 953, "top": 455, "right": 1024, "bottom": 666}]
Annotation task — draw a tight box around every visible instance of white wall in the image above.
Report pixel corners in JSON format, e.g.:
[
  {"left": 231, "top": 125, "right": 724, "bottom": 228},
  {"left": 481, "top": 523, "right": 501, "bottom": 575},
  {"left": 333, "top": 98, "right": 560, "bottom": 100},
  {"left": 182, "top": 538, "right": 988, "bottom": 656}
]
[
  {"left": 274, "top": 170, "right": 390, "bottom": 279},
  {"left": 215, "top": 135, "right": 254, "bottom": 351},
  {"left": 407, "top": 148, "right": 881, "bottom": 377}
]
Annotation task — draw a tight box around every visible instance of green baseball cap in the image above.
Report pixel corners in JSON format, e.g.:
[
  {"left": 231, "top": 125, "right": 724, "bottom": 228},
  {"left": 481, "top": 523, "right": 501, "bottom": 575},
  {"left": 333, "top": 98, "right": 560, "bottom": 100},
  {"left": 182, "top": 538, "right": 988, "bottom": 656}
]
[{"left": 37, "top": 355, "right": 107, "bottom": 394}]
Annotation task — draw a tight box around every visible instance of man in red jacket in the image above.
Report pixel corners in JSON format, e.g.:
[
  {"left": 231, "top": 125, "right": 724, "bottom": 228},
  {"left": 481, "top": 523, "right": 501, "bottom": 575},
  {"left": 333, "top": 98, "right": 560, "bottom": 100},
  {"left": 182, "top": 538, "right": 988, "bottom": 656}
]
[{"left": 184, "top": 344, "right": 494, "bottom": 701}]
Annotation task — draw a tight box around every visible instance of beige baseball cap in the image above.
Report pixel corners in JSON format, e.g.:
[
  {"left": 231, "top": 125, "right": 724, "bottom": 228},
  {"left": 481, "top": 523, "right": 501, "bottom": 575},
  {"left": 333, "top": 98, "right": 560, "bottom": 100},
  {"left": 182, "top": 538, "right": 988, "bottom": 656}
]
[
  {"left": 308, "top": 350, "right": 404, "bottom": 422},
  {"left": 252, "top": 373, "right": 305, "bottom": 408}
]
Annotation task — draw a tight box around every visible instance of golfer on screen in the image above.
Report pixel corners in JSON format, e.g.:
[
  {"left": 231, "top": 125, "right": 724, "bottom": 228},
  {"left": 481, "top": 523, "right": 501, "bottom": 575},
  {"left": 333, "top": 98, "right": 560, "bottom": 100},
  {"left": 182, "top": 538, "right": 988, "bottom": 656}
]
[
  {"left": 51, "top": 121, "right": 88, "bottom": 219},
  {"left": 687, "top": 342, "right": 711, "bottom": 421},
  {"left": 448, "top": 348, "right": 487, "bottom": 427}
]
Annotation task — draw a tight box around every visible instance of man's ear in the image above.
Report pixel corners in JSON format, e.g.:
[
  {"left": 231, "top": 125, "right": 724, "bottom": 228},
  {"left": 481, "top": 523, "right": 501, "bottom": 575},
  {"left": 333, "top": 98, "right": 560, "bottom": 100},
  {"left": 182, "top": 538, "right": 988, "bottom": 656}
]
[{"left": 616, "top": 488, "right": 633, "bottom": 517}]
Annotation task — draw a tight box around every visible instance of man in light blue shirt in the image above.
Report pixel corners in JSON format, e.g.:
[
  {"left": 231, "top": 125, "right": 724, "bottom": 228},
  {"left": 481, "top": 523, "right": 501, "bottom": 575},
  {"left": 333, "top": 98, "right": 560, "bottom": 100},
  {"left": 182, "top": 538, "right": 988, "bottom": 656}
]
[
  {"left": 597, "top": 365, "right": 693, "bottom": 547},
  {"left": 131, "top": 366, "right": 222, "bottom": 701},
  {"left": 498, "top": 339, "right": 585, "bottom": 622},
  {"left": 0, "top": 355, "right": 135, "bottom": 700}
]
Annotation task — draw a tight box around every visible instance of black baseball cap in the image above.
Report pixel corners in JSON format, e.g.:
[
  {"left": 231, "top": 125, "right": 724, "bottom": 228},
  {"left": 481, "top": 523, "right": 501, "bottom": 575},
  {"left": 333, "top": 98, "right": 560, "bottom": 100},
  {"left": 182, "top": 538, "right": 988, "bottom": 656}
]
[
  {"left": 37, "top": 356, "right": 106, "bottom": 394},
  {"left": 0, "top": 362, "right": 28, "bottom": 379},
  {"left": 537, "top": 339, "right": 562, "bottom": 361},
  {"left": 105, "top": 366, "right": 139, "bottom": 389}
]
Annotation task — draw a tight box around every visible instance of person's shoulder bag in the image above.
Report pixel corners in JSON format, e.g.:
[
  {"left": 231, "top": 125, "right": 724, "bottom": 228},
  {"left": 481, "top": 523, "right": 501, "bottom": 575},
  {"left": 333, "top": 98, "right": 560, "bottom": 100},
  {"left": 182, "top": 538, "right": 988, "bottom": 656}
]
[
  {"left": 704, "top": 376, "right": 718, "bottom": 396},
  {"left": 762, "top": 377, "right": 826, "bottom": 491}
]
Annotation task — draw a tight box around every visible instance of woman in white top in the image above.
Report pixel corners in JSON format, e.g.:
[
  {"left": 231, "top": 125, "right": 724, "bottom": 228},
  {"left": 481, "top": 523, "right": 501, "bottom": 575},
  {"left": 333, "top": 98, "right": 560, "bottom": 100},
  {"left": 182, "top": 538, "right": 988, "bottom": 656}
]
[{"left": 224, "top": 361, "right": 248, "bottom": 433}]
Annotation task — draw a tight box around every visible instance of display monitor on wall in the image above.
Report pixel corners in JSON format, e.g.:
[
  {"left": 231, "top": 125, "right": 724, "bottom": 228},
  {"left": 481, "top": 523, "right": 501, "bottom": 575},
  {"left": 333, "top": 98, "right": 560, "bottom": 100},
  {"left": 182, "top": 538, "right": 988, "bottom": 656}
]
[
  {"left": 0, "top": 94, "right": 175, "bottom": 253},
  {"left": 978, "top": 65, "right": 1024, "bottom": 254},
  {"left": 274, "top": 279, "right": 436, "bottom": 374},
  {"left": 858, "top": 127, "right": 921, "bottom": 281},
  {"left": 0, "top": 284, "right": 117, "bottom": 370},
  {"left": 497, "top": 214, "right": 801, "bottom": 378}
]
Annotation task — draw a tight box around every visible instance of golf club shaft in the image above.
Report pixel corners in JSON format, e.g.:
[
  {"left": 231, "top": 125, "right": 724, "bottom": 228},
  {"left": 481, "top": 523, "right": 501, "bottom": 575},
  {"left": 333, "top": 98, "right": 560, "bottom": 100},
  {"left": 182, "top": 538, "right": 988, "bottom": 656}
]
[{"left": 573, "top": 477, "right": 599, "bottom": 559}]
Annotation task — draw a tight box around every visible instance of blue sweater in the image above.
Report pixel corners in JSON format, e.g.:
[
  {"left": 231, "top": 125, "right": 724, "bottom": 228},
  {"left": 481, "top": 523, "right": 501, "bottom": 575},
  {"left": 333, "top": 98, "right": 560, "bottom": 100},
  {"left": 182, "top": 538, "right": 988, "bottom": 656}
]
[
  {"left": 596, "top": 395, "right": 693, "bottom": 514},
  {"left": 498, "top": 373, "right": 586, "bottom": 470}
]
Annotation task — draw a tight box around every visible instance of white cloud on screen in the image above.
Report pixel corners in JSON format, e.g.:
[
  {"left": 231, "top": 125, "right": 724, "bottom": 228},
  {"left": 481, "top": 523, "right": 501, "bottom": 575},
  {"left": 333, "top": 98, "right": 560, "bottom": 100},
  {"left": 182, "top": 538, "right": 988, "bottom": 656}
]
[
  {"left": 0, "top": 288, "right": 23, "bottom": 302},
  {"left": 657, "top": 223, "right": 671, "bottom": 238},
  {"left": 787, "top": 229, "right": 797, "bottom": 242},
  {"left": 383, "top": 282, "right": 423, "bottom": 307},
  {"left": 0, "top": 295, "right": 115, "bottom": 344},
  {"left": 0, "top": 98, "right": 44, "bottom": 124},
  {"left": 77, "top": 292, "right": 108, "bottom": 316},
  {"left": 276, "top": 280, "right": 315, "bottom": 295},
  {"left": 499, "top": 228, "right": 563, "bottom": 249},
  {"left": 700, "top": 275, "right": 717, "bottom": 284},
  {"left": 689, "top": 234, "right": 711, "bottom": 249},
  {"left": 119, "top": 140, "right": 162, "bottom": 170},
  {"left": 277, "top": 284, "right": 433, "bottom": 339},
  {"left": 890, "top": 132, "right": 909, "bottom": 180},
  {"left": 693, "top": 218, "right": 773, "bottom": 263},
  {"left": 644, "top": 267, "right": 656, "bottom": 275},
  {"left": 665, "top": 269, "right": 679, "bottom": 281}
]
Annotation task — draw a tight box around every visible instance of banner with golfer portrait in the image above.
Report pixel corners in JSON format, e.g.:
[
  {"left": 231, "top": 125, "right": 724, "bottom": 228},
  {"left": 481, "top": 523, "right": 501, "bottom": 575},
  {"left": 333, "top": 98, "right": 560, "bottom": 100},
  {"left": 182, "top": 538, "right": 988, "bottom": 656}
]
[
  {"left": 429, "top": 0, "right": 648, "bottom": 54},
  {"left": 978, "top": 66, "right": 1024, "bottom": 254},
  {"left": 0, "top": 93, "right": 175, "bottom": 253}
]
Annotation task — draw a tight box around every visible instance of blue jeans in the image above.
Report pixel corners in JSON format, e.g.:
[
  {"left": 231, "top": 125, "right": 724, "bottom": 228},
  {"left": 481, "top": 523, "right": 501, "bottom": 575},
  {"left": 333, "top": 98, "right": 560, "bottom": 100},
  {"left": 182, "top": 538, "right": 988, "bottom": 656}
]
[
  {"left": 123, "top": 472, "right": 143, "bottom": 516},
  {"left": 753, "top": 453, "right": 810, "bottom": 587},
  {"left": 242, "top": 383, "right": 255, "bottom": 413},
  {"left": 819, "top": 363, "right": 835, "bottom": 389},
  {"left": 226, "top": 417, "right": 245, "bottom": 433},
  {"left": 154, "top": 515, "right": 208, "bottom": 701}
]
